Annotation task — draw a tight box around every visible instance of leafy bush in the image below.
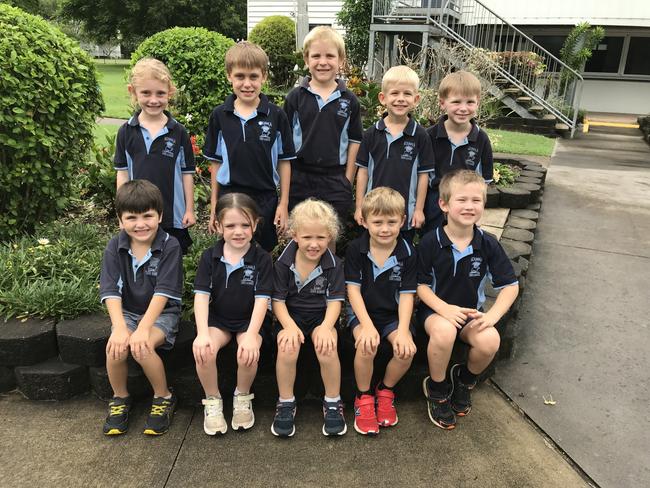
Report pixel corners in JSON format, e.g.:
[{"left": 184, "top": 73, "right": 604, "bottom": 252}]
[
  {"left": 78, "top": 133, "right": 118, "bottom": 213},
  {"left": 249, "top": 15, "right": 298, "bottom": 88},
  {"left": 131, "top": 27, "right": 235, "bottom": 139},
  {"left": 493, "top": 162, "right": 520, "bottom": 187},
  {"left": 337, "top": 0, "right": 372, "bottom": 67},
  {"left": 0, "top": 4, "right": 103, "bottom": 240}
]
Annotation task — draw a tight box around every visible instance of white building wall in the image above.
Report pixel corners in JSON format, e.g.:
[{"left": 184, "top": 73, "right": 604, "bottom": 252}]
[
  {"left": 480, "top": 0, "right": 650, "bottom": 27},
  {"left": 580, "top": 80, "right": 650, "bottom": 114},
  {"left": 247, "top": 1, "right": 344, "bottom": 35}
]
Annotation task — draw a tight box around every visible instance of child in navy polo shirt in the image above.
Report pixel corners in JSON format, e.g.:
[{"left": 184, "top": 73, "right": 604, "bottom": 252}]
[
  {"left": 417, "top": 170, "right": 519, "bottom": 430},
  {"left": 193, "top": 193, "right": 273, "bottom": 435},
  {"left": 114, "top": 58, "right": 196, "bottom": 254},
  {"left": 284, "top": 26, "right": 363, "bottom": 229},
  {"left": 271, "top": 199, "right": 346, "bottom": 437},
  {"left": 345, "top": 187, "right": 417, "bottom": 435},
  {"left": 203, "top": 41, "right": 296, "bottom": 253},
  {"left": 355, "top": 65, "right": 434, "bottom": 242},
  {"left": 99, "top": 180, "right": 184, "bottom": 436},
  {"left": 423, "top": 71, "right": 493, "bottom": 235}
]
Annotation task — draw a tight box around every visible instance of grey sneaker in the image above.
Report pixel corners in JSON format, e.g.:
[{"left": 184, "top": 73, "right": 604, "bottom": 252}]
[
  {"left": 231, "top": 393, "right": 255, "bottom": 430},
  {"left": 202, "top": 396, "right": 227, "bottom": 435},
  {"left": 271, "top": 400, "right": 296, "bottom": 437},
  {"left": 322, "top": 399, "right": 347, "bottom": 436}
]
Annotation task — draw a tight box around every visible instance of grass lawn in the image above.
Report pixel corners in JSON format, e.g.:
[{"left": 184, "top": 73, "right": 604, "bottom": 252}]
[
  {"left": 486, "top": 128, "right": 555, "bottom": 157},
  {"left": 95, "top": 61, "right": 132, "bottom": 119},
  {"left": 93, "top": 123, "right": 120, "bottom": 146}
]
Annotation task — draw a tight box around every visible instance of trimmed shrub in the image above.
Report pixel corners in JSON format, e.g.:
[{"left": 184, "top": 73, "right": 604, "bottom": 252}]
[
  {"left": 131, "top": 27, "right": 235, "bottom": 139},
  {"left": 0, "top": 4, "right": 103, "bottom": 240},
  {"left": 249, "top": 15, "right": 298, "bottom": 88}
]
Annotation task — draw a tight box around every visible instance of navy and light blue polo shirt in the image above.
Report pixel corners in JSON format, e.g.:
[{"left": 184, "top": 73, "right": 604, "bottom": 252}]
[
  {"left": 284, "top": 77, "right": 363, "bottom": 172},
  {"left": 272, "top": 240, "right": 345, "bottom": 316},
  {"left": 193, "top": 240, "right": 273, "bottom": 329},
  {"left": 426, "top": 115, "right": 493, "bottom": 190},
  {"left": 113, "top": 111, "right": 195, "bottom": 229},
  {"left": 99, "top": 229, "right": 183, "bottom": 316},
  {"left": 344, "top": 232, "right": 417, "bottom": 328},
  {"left": 202, "top": 94, "right": 296, "bottom": 192},
  {"left": 356, "top": 116, "right": 435, "bottom": 229},
  {"left": 417, "top": 226, "right": 517, "bottom": 312}
]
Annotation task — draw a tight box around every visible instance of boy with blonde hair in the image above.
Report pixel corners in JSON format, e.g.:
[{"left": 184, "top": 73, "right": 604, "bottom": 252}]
[
  {"left": 355, "top": 65, "right": 434, "bottom": 242},
  {"left": 423, "top": 71, "right": 493, "bottom": 234}
]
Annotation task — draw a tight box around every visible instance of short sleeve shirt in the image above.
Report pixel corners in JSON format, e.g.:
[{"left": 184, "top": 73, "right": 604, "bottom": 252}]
[
  {"left": 113, "top": 111, "right": 195, "bottom": 229},
  {"left": 194, "top": 240, "right": 273, "bottom": 328},
  {"left": 99, "top": 229, "right": 183, "bottom": 316},
  {"left": 417, "top": 226, "right": 518, "bottom": 311},
  {"left": 272, "top": 240, "right": 345, "bottom": 316},
  {"left": 284, "top": 77, "right": 363, "bottom": 169},
  {"left": 426, "top": 115, "right": 493, "bottom": 191},
  {"left": 202, "top": 94, "right": 296, "bottom": 192},
  {"left": 344, "top": 232, "right": 417, "bottom": 328},
  {"left": 357, "top": 115, "right": 435, "bottom": 228}
]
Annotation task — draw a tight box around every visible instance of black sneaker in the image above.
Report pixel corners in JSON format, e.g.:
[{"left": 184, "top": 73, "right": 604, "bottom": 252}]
[
  {"left": 422, "top": 376, "right": 456, "bottom": 430},
  {"left": 103, "top": 396, "right": 132, "bottom": 435},
  {"left": 450, "top": 364, "right": 476, "bottom": 416},
  {"left": 322, "top": 399, "right": 347, "bottom": 436},
  {"left": 271, "top": 401, "right": 296, "bottom": 437},
  {"left": 143, "top": 393, "right": 177, "bottom": 435}
]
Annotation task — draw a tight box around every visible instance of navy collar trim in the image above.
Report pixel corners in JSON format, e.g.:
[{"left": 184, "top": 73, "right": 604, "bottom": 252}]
[
  {"left": 223, "top": 93, "right": 270, "bottom": 116},
  {"left": 118, "top": 228, "right": 168, "bottom": 252},
  {"left": 375, "top": 114, "right": 417, "bottom": 137},
  {"left": 436, "top": 225, "right": 484, "bottom": 250},
  {"left": 211, "top": 239, "right": 259, "bottom": 264},
  {"left": 277, "top": 240, "right": 336, "bottom": 270},
  {"left": 358, "top": 230, "right": 413, "bottom": 260},
  {"left": 299, "top": 76, "right": 348, "bottom": 94},
  {"left": 127, "top": 110, "right": 177, "bottom": 130},
  {"left": 434, "top": 115, "right": 479, "bottom": 142}
]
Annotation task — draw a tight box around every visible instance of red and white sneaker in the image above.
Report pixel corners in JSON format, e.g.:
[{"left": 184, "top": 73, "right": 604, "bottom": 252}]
[
  {"left": 353, "top": 394, "right": 379, "bottom": 435},
  {"left": 375, "top": 386, "right": 398, "bottom": 427}
]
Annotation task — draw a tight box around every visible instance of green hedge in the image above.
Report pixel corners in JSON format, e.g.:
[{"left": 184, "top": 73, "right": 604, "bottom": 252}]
[{"left": 249, "top": 15, "right": 299, "bottom": 88}]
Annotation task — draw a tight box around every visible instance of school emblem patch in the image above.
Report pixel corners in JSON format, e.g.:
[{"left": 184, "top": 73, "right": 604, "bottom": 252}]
[
  {"left": 145, "top": 257, "right": 160, "bottom": 277},
  {"left": 401, "top": 141, "right": 415, "bottom": 161},
  {"left": 469, "top": 257, "right": 482, "bottom": 277},
  {"left": 162, "top": 137, "right": 176, "bottom": 158},
  {"left": 389, "top": 263, "right": 403, "bottom": 282},
  {"left": 258, "top": 121, "right": 272, "bottom": 142},
  {"left": 241, "top": 265, "right": 256, "bottom": 285},
  {"left": 466, "top": 146, "right": 478, "bottom": 167},
  {"left": 310, "top": 276, "right": 327, "bottom": 294},
  {"left": 337, "top": 99, "right": 350, "bottom": 118}
]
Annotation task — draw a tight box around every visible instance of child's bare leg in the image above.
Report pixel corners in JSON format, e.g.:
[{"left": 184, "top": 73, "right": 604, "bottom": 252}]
[
  {"left": 424, "top": 314, "right": 457, "bottom": 381},
  {"left": 132, "top": 328, "right": 169, "bottom": 398},
  {"left": 383, "top": 330, "right": 414, "bottom": 387},
  {"left": 313, "top": 328, "right": 341, "bottom": 398},
  {"left": 460, "top": 326, "right": 500, "bottom": 375},
  {"left": 276, "top": 342, "right": 300, "bottom": 399},
  {"left": 352, "top": 327, "right": 376, "bottom": 391},
  {"left": 196, "top": 328, "right": 232, "bottom": 397},
  {"left": 106, "top": 353, "right": 129, "bottom": 397},
  {"left": 235, "top": 332, "right": 262, "bottom": 393}
]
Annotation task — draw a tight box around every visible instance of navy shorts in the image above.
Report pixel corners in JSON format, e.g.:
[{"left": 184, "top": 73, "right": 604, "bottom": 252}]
[
  {"left": 421, "top": 189, "right": 445, "bottom": 236},
  {"left": 288, "top": 166, "right": 352, "bottom": 226},
  {"left": 348, "top": 317, "right": 415, "bottom": 339},
  {"left": 416, "top": 304, "right": 484, "bottom": 332},
  {"left": 163, "top": 227, "right": 192, "bottom": 255},
  {"left": 209, "top": 314, "right": 272, "bottom": 335},
  {"left": 275, "top": 310, "right": 327, "bottom": 338},
  {"left": 122, "top": 309, "right": 179, "bottom": 350}
]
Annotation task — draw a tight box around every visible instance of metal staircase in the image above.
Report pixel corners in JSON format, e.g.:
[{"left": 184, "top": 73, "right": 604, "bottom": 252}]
[{"left": 369, "top": 0, "right": 584, "bottom": 136}]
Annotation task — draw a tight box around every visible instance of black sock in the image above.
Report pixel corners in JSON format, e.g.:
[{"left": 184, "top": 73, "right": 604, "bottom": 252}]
[
  {"left": 459, "top": 364, "right": 478, "bottom": 385},
  {"left": 427, "top": 377, "right": 450, "bottom": 396},
  {"left": 377, "top": 381, "right": 393, "bottom": 391},
  {"left": 356, "top": 389, "right": 371, "bottom": 398}
]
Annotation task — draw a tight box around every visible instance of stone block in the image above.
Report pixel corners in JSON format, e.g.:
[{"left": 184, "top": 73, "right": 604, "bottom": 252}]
[
  {"left": 169, "top": 365, "right": 203, "bottom": 407},
  {"left": 0, "top": 366, "right": 16, "bottom": 392},
  {"left": 506, "top": 216, "right": 536, "bottom": 231},
  {"left": 159, "top": 320, "right": 196, "bottom": 373},
  {"left": 0, "top": 318, "right": 57, "bottom": 366},
  {"left": 16, "top": 358, "right": 89, "bottom": 400},
  {"left": 510, "top": 209, "right": 539, "bottom": 221},
  {"left": 57, "top": 314, "right": 111, "bottom": 367},
  {"left": 481, "top": 225, "right": 503, "bottom": 240},
  {"left": 503, "top": 227, "right": 535, "bottom": 243},
  {"left": 498, "top": 187, "right": 530, "bottom": 209},
  {"left": 520, "top": 169, "right": 546, "bottom": 184},
  {"left": 526, "top": 202, "right": 541, "bottom": 211},
  {"left": 516, "top": 176, "right": 542, "bottom": 185},
  {"left": 518, "top": 257, "right": 530, "bottom": 275},
  {"left": 479, "top": 208, "right": 509, "bottom": 228},
  {"left": 89, "top": 363, "right": 152, "bottom": 401},
  {"left": 486, "top": 185, "right": 500, "bottom": 208},
  {"left": 501, "top": 239, "right": 532, "bottom": 260},
  {"left": 513, "top": 183, "right": 541, "bottom": 201}
]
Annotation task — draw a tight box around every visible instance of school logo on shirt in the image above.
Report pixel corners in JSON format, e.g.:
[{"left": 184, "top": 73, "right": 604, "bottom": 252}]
[
  {"left": 337, "top": 99, "right": 350, "bottom": 118},
  {"left": 389, "top": 263, "right": 403, "bottom": 282},
  {"left": 469, "top": 257, "right": 482, "bottom": 277},
  {"left": 401, "top": 141, "right": 415, "bottom": 161},
  {"left": 309, "top": 276, "right": 327, "bottom": 295},
  {"left": 241, "top": 265, "right": 256, "bottom": 286},
  {"left": 466, "top": 146, "right": 478, "bottom": 167},
  {"left": 145, "top": 257, "right": 160, "bottom": 277},
  {"left": 162, "top": 137, "right": 176, "bottom": 158},
  {"left": 258, "top": 121, "right": 272, "bottom": 142}
]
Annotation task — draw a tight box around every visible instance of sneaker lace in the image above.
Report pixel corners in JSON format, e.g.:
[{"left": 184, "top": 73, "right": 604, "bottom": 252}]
[
  {"left": 109, "top": 404, "right": 127, "bottom": 416},
  {"left": 275, "top": 402, "right": 295, "bottom": 420},
  {"left": 204, "top": 402, "right": 221, "bottom": 417},
  {"left": 324, "top": 404, "right": 342, "bottom": 421},
  {"left": 150, "top": 402, "right": 169, "bottom": 417},
  {"left": 233, "top": 394, "right": 254, "bottom": 414}
]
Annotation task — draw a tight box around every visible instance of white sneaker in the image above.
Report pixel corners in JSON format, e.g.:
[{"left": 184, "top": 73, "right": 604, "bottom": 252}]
[
  {"left": 202, "top": 396, "right": 227, "bottom": 435},
  {"left": 231, "top": 393, "right": 255, "bottom": 430}
]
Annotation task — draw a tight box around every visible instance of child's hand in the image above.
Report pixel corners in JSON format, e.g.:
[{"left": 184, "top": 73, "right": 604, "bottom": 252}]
[
  {"left": 392, "top": 330, "right": 417, "bottom": 359},
  {"left": 438, "top": 304, "right": 476, "bottom": 329},
  {"left": 208, "top": 212, "right": 218, "bottom": 235},
  {"left": 274, "top": 205, "right": 288, "bottom": 236},
  {"left": 465, "top": 310, "right": 498, "bottom": 332},
  {"left": 354, "top": 207, "right": 363, "bottom": 226},
  {"left": 237, "top": 332, "right": 260, "bottom": 367},
  {"left": 192, "top": 333, "right": 216, "bottom": 366},
  {"left": 129, "top": 328, "right": 153, "bottom": 361},
  {"left": 106, "top": 328, "right": 131, "bottom": 361},
  {"left": 277, "top": 326, "right": 304, "bottom": 353},
  {"left": 312, "top": 325, "right": 337, "bottom": 356},
  {"left": 183, "top": 210, "right": 196, "bottom": 228},
  {"left": 354, "top": 323, "right": 380, "bottom": 356},
  {"left": 411, "top": 209, "right": 425, "bottom": 229}
]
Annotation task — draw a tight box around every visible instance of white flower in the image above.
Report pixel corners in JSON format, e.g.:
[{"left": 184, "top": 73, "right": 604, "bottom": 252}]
[
  {"left": 185, "top": 113, "right": 193, "bottom": 122},
  {"left": 37, "top": 238, "right": 50, "bottom": 246}
]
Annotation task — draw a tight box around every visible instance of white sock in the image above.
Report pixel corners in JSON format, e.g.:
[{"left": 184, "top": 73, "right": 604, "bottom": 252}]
[
  {"left": 324, "top": 395, "right": 341, "bottom": 403},
  {"left": 279, "top": 396, "right": 295, "bottom": 403}
]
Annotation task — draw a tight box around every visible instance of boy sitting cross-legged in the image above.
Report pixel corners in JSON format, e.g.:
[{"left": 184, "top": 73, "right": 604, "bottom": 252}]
[
  {"left": 345, "top": 187, "right": 418, "bottom": 436},
  {"left": 100, "top": 180, "right": 184, "bottom": 436},
  {"left": 417, "top": 170, "right": 519, "bottom": 430}
]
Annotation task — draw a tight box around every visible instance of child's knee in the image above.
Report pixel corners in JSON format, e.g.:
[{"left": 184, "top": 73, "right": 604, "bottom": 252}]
[
  {"left": 355, "top": 347, "right": 377, "bottom": 360},
  {"left": 106, "top": 352, "right": 129, "bottom": 364},
  {"left": 427, "top": 319, "right": 457, "bottom": 347},
  {"left": 277, "top": 347, "right": 300, "bottom": 363},
  {"left": 316, "top": 350, "right": 340, "bottom": 365},
  {"left": 475, "top": 329, "right": 500, "bottom": 355}
]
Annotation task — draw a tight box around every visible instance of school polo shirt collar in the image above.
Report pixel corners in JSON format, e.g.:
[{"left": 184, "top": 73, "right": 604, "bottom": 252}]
[
  {"left": 375, "top": 114, "right": 417, "bottom": 137},
  {"left": 116, "top": 228, "right": 169, "bottom": 252},
  {"left": 434, "top": 115, "right": 479, "bottom": 142},
  {"left": 222, "top": 93, "right": 271, "bottom": 116},
  {"left": 277, "top": 240, "right": 336, "bottom": 269},
  {"left": 210, "top": 239, "right": 259, "bottom": 264},
  {"left": 127, "top": 110, "right": 178, "bottom": 130},
  {"left": 299, "top": 77, "right": 349, "bottom": 95},
  {"left": 358, "top": 230, "right": 413, "bottom": 279},
  {"left": 435, "top": 225, "right": 484, "bottom": 276}
]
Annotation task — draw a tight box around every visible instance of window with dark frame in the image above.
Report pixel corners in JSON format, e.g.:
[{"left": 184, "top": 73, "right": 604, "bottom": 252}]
[
  {"left": 584, "top": 36, "right": 624, "bottom": 73},
  {"left": 624, "top": 37, "right": 650, "bottom": 76}
]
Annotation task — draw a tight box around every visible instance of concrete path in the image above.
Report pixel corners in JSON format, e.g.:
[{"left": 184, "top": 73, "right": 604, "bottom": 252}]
[
  {"left": 493, "top": 128, "right": 650, "bottom": 488},
  {"left": 0, "top": 384, "right": 588, "bottom": 488}
]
